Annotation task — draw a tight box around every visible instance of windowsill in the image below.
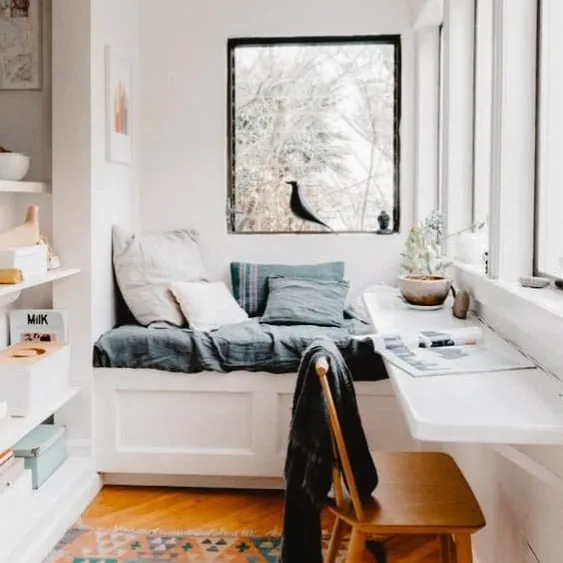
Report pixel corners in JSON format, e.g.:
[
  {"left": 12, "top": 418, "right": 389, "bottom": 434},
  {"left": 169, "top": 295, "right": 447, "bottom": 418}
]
[
  {"left": 454, "top": 260, "right": 563, "bottom": 378},
  {"left": 454, "top": 260, "right": 563, "bottom": 319}
]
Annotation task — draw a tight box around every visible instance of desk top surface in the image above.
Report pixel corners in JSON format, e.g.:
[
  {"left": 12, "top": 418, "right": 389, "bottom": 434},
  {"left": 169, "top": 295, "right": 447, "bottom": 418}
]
[{"left": 363, "top": 287, "right": 563, "bottom": 445}]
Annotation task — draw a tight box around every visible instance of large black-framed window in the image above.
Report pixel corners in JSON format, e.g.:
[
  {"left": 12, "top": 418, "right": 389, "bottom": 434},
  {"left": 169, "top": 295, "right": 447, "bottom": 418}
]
[{"left": 227, "top": 35, "right": 401, "bottom": 234}]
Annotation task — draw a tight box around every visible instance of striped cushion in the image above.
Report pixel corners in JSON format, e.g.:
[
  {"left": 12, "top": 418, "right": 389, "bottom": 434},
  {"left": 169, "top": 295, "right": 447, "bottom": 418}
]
[{"left": 230, "top": 261, "right": 345, "bottom": 317}]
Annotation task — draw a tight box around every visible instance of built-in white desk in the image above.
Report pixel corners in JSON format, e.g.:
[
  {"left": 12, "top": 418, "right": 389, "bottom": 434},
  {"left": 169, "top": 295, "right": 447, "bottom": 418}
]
[{"left": 363, "top": 288, "right": 563, "bottom": 445}]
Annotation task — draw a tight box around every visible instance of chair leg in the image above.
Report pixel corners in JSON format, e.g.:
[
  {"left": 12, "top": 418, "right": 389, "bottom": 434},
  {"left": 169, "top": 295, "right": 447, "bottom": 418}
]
[
  {"left": 454, "top": 534, "right": 473, "bottom": 563},
  {"left": 439, "top": 534, "right": 452, "bottom": 563},
  {"left": 345, "top": 528, "right": 367, "bottom": 563},
  {"left": 326, "top": 517, "right": 347, "bottom": 563}
]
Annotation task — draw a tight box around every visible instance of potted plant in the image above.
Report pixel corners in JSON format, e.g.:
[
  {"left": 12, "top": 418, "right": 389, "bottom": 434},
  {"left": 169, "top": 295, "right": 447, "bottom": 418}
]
[{"left": 399, "top": 210, "right": 453, "bottom": 307}]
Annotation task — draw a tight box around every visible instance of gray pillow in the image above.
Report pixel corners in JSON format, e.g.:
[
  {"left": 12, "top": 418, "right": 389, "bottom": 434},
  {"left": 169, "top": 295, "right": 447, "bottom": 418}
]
[
  {"left": 113, "top": 225, "right": 208, "bottom": 326},
  {"left": 260, "top": 276, "right": 350, "bottom": 327},
  {"left": 230, "top": 261, "right": 345, "bottom": 317}
]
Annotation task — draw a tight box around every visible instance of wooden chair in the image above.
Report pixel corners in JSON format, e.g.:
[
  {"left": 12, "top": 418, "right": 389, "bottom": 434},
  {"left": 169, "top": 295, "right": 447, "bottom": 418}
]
[{"left": 315, "top": 357, "right": 485, "bottom": 563}]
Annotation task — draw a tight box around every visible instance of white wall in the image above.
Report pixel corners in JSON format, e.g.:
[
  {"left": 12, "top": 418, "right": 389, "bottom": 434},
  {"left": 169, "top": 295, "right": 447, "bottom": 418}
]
[
  {"left": 443, "top": 440, "right": 563, "bottom": 563},
  {"left": 138, "top": 0, "right": 415, "bottom": 296},
  {"left": 451, "top": 268, "right": 563, "bottom": 563},
  {"left": 90, "top": 0, "right": 140, "bottom": 340},
  {"left": 51, "top": 0, "right": 140, "bottom": 445}
]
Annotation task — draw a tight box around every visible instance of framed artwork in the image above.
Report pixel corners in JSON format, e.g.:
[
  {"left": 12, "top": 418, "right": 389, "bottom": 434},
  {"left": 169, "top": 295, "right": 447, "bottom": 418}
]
[
  {"left": 0, "top": 0, "right": 42, "bottom": 90},
  {"left": 105, "top": 45, "right": 132, "bottom": 163}
]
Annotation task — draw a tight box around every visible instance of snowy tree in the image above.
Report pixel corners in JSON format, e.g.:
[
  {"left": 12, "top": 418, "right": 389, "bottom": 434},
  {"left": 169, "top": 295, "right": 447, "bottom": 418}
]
[{"left": 229, "top": 40, "right": 398, "bottom": 233}]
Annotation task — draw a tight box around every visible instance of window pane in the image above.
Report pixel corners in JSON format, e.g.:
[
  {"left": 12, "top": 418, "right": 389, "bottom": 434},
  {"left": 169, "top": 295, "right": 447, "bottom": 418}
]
[
  {"left": 536, "top": 0, "right": 563, "bottom": 277},
  {"left": 228, "top": 38, "right": 400, "bottom": 233},
  {"left": 438, "top": 24, "right": 444, "bottom": 212},
  {"left": 472, "top": 0, "right": 493, "bottom": 226}
]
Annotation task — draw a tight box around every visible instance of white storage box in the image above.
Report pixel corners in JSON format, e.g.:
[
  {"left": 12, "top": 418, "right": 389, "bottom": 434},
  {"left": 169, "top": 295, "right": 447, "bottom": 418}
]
[
  {"left": 0, "top": 342, "right": 70, "bottom": 416},
  {"left": 0, "top": 245, "right": 47, "bottom": 281}
]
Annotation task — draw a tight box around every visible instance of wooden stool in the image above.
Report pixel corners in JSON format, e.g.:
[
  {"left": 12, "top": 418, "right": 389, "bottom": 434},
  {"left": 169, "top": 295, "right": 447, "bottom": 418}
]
[{"left": 315, "top": 357, "right": 485, "bottom": 563}]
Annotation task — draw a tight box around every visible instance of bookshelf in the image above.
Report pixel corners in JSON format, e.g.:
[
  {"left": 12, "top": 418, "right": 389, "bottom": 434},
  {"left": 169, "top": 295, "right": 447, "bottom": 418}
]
[
  {"left": 0, "top": 181, "right": 50, "bottom": 194},
  {"left": 0, "top": 387, "right": 79, "bottom": 453},
  {"left": 0, "top": 268, "right": 80, "bottom": 299}
]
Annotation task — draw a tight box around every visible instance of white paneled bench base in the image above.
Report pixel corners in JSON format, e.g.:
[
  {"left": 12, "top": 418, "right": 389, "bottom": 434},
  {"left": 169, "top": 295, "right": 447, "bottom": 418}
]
[{"left": 94, "top": 367, "right": 417, "bottom": 488}]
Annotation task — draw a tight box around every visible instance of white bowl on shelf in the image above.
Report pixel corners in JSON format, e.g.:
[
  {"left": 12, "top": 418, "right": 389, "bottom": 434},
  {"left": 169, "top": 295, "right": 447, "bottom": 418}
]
[{"left": 0, "top": 152, "right": 30, "bottom": 181}]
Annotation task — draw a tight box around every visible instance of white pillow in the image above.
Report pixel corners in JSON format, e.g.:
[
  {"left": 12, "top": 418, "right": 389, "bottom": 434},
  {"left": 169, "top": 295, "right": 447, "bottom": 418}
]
[
  {"left": 113, "top": 226, "right": 209, "bottom": 326},
  {"left": 170, "top": 281, "right": 249, "bottom": 331}
]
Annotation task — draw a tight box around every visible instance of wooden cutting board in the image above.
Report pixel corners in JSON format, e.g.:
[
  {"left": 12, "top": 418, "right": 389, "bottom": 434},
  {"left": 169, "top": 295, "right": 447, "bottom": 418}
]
[{"left": 0, "top": 342, "right": 65, "bottom": 367}]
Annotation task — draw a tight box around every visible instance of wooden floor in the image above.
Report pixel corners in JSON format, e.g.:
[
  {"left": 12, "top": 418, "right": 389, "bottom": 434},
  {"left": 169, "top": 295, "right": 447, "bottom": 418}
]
[{"left": 82, "top": 486, "right": 449, "bottom": 562}]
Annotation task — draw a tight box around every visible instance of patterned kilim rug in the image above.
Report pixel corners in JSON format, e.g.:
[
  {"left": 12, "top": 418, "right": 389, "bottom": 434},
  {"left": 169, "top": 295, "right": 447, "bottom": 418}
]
[{"left": 43, "top": 526, "right": 374, "bottom": 562}]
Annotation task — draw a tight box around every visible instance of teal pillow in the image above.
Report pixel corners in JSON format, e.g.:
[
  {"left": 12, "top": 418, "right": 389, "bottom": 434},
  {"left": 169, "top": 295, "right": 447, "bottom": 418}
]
[
  {"left": 230, "top": 261, "right": 345, "bottom": 316},
  {"left": 260, "top": 276, "right": 350, "bottom": 327}
]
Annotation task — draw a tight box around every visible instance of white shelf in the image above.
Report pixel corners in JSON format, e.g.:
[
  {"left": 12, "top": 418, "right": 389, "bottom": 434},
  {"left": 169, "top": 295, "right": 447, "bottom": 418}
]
[
  {"left": 0, "top": 386, "right": 80, "bottom": 452},
  {"left": 0, "top": 456, "right": 101, "bottom": 563},
  {"left": 0, "top": 180, "right": 50, "bottom": 194},
  {"left": 0, "top": 267, "right": 80, "bottom": 298}
]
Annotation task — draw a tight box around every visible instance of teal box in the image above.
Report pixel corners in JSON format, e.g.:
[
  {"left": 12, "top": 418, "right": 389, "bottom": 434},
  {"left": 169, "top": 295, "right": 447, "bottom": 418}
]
[{"left": 13, "top": 424, "right": 67, "bottom": 489}]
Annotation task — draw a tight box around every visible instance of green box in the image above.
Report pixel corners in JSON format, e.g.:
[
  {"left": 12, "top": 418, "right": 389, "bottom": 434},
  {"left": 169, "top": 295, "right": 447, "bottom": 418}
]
[{"left": 13, "top": 424, "right": 67, "bottom": 489}]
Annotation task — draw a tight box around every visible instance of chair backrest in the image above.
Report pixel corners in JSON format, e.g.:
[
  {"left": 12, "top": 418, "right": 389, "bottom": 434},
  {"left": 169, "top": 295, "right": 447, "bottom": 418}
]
[{"left": 315, "top": 356, "right": 366, "bottom": 521}]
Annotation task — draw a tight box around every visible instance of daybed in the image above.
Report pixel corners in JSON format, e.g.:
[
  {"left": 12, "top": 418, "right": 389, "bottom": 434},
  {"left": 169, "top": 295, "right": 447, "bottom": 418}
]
[{"left": 92, "top": 227, "right": 416, "bottom": 487}]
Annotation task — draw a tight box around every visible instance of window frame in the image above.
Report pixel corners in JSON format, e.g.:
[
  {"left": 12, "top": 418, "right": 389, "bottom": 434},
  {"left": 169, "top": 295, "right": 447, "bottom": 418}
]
[{"left": 226, "top": 34, "right": 402, "bottom": 235}]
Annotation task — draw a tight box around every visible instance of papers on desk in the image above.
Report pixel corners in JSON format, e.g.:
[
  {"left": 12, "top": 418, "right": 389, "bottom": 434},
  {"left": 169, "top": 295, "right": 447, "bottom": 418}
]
[{"left": 371, "top": 326, "right": 536, "bottom": 377}]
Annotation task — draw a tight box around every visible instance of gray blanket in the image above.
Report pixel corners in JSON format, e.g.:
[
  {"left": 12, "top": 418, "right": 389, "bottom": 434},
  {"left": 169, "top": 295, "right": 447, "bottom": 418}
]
[{"left": 92, "top": 319, "right": 388, "bottom": 381}]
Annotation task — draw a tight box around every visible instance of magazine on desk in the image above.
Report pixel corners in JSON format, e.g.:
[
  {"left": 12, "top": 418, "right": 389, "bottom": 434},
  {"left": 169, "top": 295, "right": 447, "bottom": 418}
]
[{"left": 371, "top": 326, "right": 535, "bottom": 377}]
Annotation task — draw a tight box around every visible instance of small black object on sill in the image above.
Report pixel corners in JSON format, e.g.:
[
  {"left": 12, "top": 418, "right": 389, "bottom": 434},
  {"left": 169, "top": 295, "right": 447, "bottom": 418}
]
[
  {"left": 376, "top": 210, "right": 393, "bottom": 235},
  {"left": 555, "top": 279, "right": 563, "bottom": 291}
]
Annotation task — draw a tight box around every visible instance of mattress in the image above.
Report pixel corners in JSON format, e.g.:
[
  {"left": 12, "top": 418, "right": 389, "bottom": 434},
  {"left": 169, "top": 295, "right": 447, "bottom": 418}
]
[{"left": 92, "top": 318, "right": 388, "bottom": 381}]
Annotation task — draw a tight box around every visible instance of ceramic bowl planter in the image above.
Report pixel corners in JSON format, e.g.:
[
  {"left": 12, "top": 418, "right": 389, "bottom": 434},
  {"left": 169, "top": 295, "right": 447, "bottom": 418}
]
[{"left": 398, "top": 274, "right": 452, "bottom": 307}]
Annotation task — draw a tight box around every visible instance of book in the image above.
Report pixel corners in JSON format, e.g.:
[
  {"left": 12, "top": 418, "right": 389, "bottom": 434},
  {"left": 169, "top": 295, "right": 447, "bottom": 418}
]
[
  {"left": 0, "top": 269, "right": 23, "bottom": 284},
  {"left": 9, "top": 309, "right": 68, "bottom": 345},
  {"left": 371, "top": 326, "right": 535, "bottom": 377}
]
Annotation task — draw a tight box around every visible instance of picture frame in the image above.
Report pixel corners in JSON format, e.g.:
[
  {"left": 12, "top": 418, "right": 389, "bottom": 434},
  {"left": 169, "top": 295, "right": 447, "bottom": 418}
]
[
  {"left": 0, "top": 0, "right": 42, "bottom": 90},
  {"left": 105, "top": 45, "right": 132, "bottom": 163}
]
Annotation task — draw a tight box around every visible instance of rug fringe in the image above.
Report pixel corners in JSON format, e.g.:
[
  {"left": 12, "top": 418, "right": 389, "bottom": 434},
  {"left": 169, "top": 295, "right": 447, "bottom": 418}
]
[{"left": 74, "top": 519, "right": 280, "bottom": 538}]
